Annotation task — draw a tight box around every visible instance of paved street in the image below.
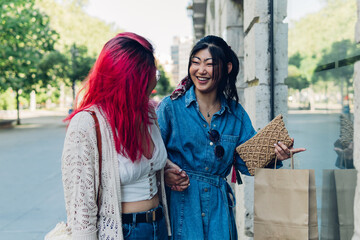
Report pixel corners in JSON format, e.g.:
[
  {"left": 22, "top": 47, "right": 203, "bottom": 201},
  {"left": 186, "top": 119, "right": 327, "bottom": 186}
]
[
  {"left": 0, "top": 111, "right": 344, "bottom": 239},
  {"left": 0, "top": 115, "right": 68, "bottom": 240}
]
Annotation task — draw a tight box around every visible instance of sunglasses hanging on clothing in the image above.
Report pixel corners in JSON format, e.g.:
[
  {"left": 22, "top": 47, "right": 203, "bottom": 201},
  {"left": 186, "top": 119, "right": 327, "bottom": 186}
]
[{"left": 208, "top": 129, "right": 225, "bottom": 158}]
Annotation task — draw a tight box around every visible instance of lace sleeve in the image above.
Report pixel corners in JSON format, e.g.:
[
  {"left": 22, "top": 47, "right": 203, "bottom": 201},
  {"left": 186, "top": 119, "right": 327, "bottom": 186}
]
[{"left": 62, "top": 112, "right": 99, "bottom": 239}]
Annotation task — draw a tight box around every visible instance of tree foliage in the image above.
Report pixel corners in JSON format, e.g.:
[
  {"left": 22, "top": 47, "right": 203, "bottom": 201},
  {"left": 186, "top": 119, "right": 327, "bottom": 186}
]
[
  {"left": 288, "top": 0, "right": 358, "bottom": 95},
  {"left": 286, "top": 65, "right": 309, "bottom": 91},
  {"left": 313, "top": 39, "right": 359, "bottom": 86},
  {"left": 154, "top": 65, "right": 174, "bottom": 96},
  {"left": 0, "top": 0, "right": 58, "bottom": 93},
  {"left": 35, "top": 0, "right": 120, "bottom": 55},
  {"left": 289, "top": 0, "right": 356, "bottom": 58}
]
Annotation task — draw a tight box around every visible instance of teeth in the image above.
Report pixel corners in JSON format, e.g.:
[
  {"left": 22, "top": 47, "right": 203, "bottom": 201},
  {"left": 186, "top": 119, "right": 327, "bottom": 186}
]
[{"left": 198, "top": 77, "right": 208, "bottom": 81}]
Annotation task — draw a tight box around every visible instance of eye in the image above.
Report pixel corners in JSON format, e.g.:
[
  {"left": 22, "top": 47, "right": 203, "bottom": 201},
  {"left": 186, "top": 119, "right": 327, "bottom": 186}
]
[{"left": 191, "top": 60, "right": 200, "bottom": 65}]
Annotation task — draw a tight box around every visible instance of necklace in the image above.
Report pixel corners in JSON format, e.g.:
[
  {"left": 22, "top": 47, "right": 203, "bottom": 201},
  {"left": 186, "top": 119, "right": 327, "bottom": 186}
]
[
  {"left": 206, "top": 103, "right": 218, "bottom": 117},
  {"left": 197, "top": 98, "right": 219, "bottom": 118}
]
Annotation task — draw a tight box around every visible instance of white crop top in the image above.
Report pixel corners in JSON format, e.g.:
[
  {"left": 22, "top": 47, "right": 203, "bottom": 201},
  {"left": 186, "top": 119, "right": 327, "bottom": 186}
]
[{"left": 118, "top": 120, "right": 167, "bottom": 202}]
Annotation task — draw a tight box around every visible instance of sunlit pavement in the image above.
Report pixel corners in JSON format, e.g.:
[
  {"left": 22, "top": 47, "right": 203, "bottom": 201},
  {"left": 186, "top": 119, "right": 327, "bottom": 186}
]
[
  {"left": 0, "top": 115, "right": 67, "bottom": 240},
  {"left": 0, "top": 111, "right": 343, "bottom": 240}
]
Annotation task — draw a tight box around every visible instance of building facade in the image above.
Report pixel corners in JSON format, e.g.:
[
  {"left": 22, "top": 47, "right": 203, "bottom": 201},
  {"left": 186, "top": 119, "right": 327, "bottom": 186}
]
[{"left": 170, "top": 36, "right": 194, "bottom": 85}]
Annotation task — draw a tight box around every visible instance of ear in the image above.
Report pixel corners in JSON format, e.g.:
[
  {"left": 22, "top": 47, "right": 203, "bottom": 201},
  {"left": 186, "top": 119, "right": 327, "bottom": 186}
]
[{"left": 227, "top": 62, "right": 233, "bottom": 74}]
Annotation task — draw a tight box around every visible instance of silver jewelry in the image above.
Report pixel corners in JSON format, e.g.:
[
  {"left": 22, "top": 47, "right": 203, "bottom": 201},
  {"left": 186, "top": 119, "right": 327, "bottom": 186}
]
[
  {"left": 206, "top": 103, "right": 218, "bottom": 117},
  {"left": 197, "top": 98, "right": 218, "bottom": 118}
]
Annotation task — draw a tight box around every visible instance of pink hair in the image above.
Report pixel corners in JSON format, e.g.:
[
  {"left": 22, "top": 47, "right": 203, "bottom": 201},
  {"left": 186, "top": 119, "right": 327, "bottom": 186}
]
[{"left": 66, "top": 32, "right": 156, "bottom": 162}]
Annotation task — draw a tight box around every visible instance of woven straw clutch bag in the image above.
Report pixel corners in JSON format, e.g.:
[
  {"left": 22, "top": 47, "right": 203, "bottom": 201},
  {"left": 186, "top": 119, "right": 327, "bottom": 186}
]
[{"left": 235, "top": 114, "right": 293, "bottom": 175}]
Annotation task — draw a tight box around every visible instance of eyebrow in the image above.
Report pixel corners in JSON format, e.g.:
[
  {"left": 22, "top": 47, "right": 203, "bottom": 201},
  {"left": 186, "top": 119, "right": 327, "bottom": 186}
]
[{"left": 192, "top": 56, "right": 213, "bottom": 62}]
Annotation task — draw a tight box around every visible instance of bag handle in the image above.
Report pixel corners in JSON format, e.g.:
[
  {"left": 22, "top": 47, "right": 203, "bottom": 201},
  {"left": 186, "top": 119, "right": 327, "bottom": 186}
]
[
  {"left": 274, "top": 151, "right": 294, "bottom": 170},
  {"left": 85, "top": 110, "right": 102, "bottom": 209}
]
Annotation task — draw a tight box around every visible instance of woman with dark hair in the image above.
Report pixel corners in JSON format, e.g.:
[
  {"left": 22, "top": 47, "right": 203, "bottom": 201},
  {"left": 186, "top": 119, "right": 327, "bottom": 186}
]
[
  {"left": 61, "top": 32, "right": 170, "bottom": 240},
  {"left": 156, "top": 35, "right": 304, "bottom": 239}
]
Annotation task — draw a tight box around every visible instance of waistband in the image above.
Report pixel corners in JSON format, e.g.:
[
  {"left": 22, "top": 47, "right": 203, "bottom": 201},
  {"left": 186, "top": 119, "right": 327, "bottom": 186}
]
[
  {"left": 185, "top": 169, "right": 236, "bottom": 208},
  {"left": 122, "top": 205, "right": 163, "bottom": 224}
]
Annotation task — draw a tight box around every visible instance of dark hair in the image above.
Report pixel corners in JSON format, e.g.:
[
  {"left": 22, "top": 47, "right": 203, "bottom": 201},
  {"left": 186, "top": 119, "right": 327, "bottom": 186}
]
[
  {"left": 187, "top": 35, "right": 240, "bottom": 103},
  {"left": 67, "top": 32, "right": 156, "bottom": 162}
]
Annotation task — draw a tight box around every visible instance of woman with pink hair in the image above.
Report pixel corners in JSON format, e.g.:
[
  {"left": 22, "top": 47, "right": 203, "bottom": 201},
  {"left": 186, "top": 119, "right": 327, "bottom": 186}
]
[{"left": 61, "top": 32, "right": 170, "bottom": 239}]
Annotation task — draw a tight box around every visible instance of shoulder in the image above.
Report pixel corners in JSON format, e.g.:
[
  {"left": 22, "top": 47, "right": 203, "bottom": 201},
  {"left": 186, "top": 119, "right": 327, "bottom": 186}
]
[
  {"left": 156, "top": 95, "right": 175, "bottom": 114},
  {"left": 227, "top": 100, "right": 248, "bottom": 121},
  {"left": 67, "top": 111, "right": 97, "bottom": 135},
  {"left": 157, "top": 96, "right": 172, "bottom": 108}
]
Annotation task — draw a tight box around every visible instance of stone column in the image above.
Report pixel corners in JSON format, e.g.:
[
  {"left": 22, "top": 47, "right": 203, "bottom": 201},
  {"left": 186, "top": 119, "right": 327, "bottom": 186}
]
[
  {"left": 224, "top": 2, "right": 250, "bottom": 239},
  {"left": 240, "top": 0, "right": 288, "bottom": 238},
  {"left": 353, "top": 1, "right": 360, "bottom": 239},
  {"left": 353, "top": 62, "right": 360, "bottom": 240}
]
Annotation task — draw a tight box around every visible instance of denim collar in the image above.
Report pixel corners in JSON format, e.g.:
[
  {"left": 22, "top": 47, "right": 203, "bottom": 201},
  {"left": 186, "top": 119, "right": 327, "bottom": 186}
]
[{"left": 184, "top": 85, "right": 232, "bottom": 115}]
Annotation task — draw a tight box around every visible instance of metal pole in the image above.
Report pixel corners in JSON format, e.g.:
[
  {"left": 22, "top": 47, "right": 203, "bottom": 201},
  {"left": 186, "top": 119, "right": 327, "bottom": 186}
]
[{"left": 269, "top": 0, "right": 275, "bottom": 120}]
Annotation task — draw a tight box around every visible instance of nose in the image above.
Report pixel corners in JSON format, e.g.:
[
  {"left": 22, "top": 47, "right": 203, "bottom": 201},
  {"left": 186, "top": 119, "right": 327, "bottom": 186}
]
[{"left": 198, "top": 64, "right": 207, "bottom": 74}]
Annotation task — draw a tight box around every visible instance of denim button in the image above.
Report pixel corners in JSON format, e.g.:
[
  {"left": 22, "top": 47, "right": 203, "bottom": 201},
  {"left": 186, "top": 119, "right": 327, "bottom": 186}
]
[
  {"left": 210, "top": 142, "right": 213, "bottom": 146},
  {"left": 203, "top": 124, "right": 206, "bottom": 127},
  {"left": 201, "top": 213, "right": 205, "bottom": 217},
  {"left": 205, "top": 167, "right": 209, "bottom": 171},
  {"left": 204, "top": 188, "right": 208, "bottom": 192}
]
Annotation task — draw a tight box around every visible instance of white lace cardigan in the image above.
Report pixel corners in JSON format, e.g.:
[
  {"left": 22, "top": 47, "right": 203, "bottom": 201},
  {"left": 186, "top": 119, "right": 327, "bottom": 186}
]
[{"left": 61, "top": 107, "right": 171, "bottom": 240}]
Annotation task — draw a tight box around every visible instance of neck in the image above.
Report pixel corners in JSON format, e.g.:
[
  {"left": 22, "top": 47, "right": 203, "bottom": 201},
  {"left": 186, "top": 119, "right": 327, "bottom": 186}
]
[{"left": 195, "top": 89, "right": 218, "bottom": 108}]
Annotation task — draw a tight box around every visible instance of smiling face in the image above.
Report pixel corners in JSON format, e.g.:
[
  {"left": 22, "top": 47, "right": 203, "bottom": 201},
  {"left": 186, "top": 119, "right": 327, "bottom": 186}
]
[{"left": 189, "top": 48, "right": 220, "bottom": 96}]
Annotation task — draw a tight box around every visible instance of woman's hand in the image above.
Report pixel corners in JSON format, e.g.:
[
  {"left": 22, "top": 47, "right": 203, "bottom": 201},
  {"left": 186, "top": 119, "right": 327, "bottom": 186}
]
[
  {"left": 164, "top": 159, "right": 190, "bottom": 191},
  {"left": 274, "top": 138, "right": 306, "bottom": 161}
]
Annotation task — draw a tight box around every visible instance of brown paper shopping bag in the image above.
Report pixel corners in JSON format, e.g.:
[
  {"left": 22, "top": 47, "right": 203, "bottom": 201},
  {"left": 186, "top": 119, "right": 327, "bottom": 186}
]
[
  {"left": 320, "top": 170, "right": 340, "bottom": 240},
  {"left": 321, "top": 169, "right": 357, "bottom": 240},
  {"left": 254, "top": 156, "right": 318, "bottom": 240}
]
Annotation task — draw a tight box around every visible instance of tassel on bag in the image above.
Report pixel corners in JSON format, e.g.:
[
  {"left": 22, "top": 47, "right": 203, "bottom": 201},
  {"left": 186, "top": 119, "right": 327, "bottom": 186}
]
[{"left": 231, "top": 154, "right": 242, "bottom": 185}]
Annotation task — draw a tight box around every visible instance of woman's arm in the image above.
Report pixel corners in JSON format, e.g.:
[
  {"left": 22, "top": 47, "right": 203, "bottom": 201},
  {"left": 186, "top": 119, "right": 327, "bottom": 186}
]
[
  {"left": 61, "top": 112, "right": 99, "bottom": 239},
  {"left": 156, "top": 100, "right": 189, "bottom": 191}
]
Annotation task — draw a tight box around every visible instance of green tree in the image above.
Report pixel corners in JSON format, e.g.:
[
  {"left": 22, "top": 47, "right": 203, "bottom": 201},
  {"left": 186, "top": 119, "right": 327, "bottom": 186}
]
[
  {"left": 38, "top": 50, "right": 69, "bottom": 87},
  {"left": 286, "top": 65, "right": 309, "bottom": 91},
  {"left": 313, "top": 39, "right": 359, "bottom": 111},
  {"left": 38, "top": 44, "right": 95, "bottom": 102},
  {"left": 35, "top": 0, "right": 120, "bottom": 55},
  {"left": 0, "top": 0, "right": 58, "bottom": 124},
  {"left": 286, "top": 52, "right": 310, "bottom": 91},
  {"left": 314, "top": 39, "right": 358, "bottom": 86},
  {"left": 288, "top": 0, "right": 357, "bottom": 98},
  {"left": 154, "top": 65, "right": 174, "bottom": 96},
  {"left": 69, "top": 44, "right": 95, "bottom": 100},
  {"left": 289, "top": 52, "right": 302, "bottom": 68}
]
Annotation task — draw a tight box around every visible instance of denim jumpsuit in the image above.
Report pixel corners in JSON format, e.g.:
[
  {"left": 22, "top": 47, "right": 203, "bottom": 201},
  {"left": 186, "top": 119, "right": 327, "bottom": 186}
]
[{"left": 156, "top": 86, "right": 257, "bottom": 240}]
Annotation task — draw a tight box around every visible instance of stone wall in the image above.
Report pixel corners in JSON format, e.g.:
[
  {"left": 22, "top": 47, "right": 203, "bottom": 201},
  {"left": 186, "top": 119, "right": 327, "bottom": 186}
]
[
  {"left": 353, "top": 1, "right": 360, "bottom": 239},
  {"left": 352, "top": 62, "right": 360, "bottom": 240}
]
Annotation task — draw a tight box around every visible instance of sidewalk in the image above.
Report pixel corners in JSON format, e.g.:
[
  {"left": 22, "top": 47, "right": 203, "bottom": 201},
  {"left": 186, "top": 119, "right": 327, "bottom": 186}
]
[
  {"left": 0, "top": 113, "right": 68, "bottom": 240},
  {"left": 0, "top": 109, "right": 69, "bottom": 120}
]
